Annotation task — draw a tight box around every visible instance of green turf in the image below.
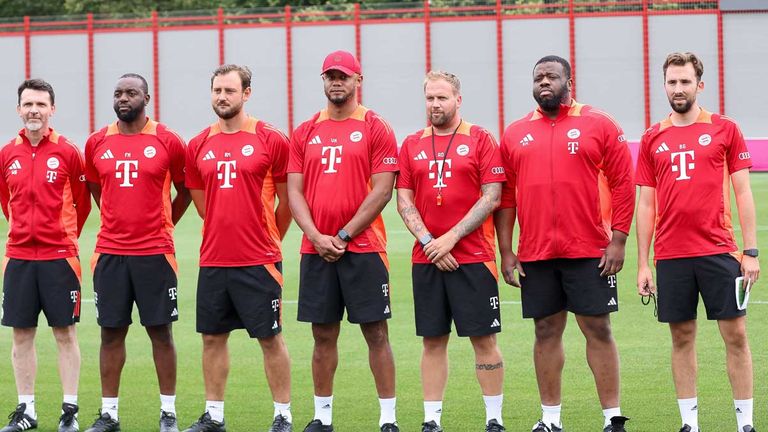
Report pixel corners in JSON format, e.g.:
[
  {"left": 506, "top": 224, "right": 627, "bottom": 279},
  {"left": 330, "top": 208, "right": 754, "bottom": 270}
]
[{"left": 1, "top": 174, "right": 767, "bottom": 431}]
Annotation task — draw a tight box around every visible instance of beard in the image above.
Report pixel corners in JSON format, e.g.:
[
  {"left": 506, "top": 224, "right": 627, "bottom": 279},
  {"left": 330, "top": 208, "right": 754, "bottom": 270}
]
[
  {"left": 114, "top": 104, "right": 143, "bottom": 123},
  {"left": 326, "top": 89, "right": 352, "bottom": 106},
  {"left": 213, "top": 102, "right": 242, "bottom": 120},
  {"left": 533, "top": 86, "right": 567, "bottom": 112},
  {"left": 669, "top": 95, "right": 695, "bottom": 114},
  {"left": 430, "top": 109, "right": 455, "bottom": 128},
  {"left": 24, "top": 119, "right": 43, "bottom": 132}
]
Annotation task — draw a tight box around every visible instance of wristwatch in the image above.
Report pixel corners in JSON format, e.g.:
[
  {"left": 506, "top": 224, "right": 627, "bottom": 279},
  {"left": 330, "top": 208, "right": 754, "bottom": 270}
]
[
  {"left": 337, "top": 229, "right": 352, "bottom": 242},
  {"left": 743, "top": 248, "right": 759, "bottom": 258},
  {"left": 418, "top": 233, "right": 434, "bottom": 248}
]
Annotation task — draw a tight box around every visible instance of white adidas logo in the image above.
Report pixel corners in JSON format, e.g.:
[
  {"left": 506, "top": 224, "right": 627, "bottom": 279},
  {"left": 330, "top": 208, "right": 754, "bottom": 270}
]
[
  {"left": 9, "top": 159, "right": 21, "bottom": 171},
  {"left": 519, "top": 133, "right": 534, "bottom": 146},
  {"left": 413, "top": 150, "right": 428, "bottom": 161},
  {"left": 384, "top": 305, "right": 390, "bottom": 314},
  {"left": 607, "top": 297, "right": 617, "bottom": 306},
  {"left": 16, "top": 417, "right": 33, "bottom": 430},
  {"left": 202, "top": 150, "right": 215, "bottom": 161},
  {"left": 655, "top": 142, "right": 670, "bottom": 153},
  {"left": 101, "top": 149, "right": 114, "bottom": 160},
  {"left": 490, "top": 318, "right": 500, "bottom": 328},
  {"left": 171, "top": 308, "right": 178, "bottom": 317},
  {"left": 272, "top": 321, "right": 278, "bottom": 330},
  {"left": 309, "top": 135, "right": 322, "bottom": 145}
]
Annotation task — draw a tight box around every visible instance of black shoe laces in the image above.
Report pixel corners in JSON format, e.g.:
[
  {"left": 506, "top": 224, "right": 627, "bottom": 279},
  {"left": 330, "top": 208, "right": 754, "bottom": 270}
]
[
  {"left": 60, "top": 410, "right": 76, "bottom": 426},
  {"left": 161, "top": 412, "right": 176, "bottom": 426},
  {"left": 8, "top": 407, "right": 25, "bottom": 424}
]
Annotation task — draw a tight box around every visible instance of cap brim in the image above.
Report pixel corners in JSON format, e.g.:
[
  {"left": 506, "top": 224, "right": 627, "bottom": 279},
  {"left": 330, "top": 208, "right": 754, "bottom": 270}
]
[{"left": 321, "top": 65, "right": 357, "bottom": 76}]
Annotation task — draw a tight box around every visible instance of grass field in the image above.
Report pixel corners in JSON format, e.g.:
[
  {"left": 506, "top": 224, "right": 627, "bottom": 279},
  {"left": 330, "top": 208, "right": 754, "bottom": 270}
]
[{"left": 1, "top": 174, "right": 767, "bottom": 432}]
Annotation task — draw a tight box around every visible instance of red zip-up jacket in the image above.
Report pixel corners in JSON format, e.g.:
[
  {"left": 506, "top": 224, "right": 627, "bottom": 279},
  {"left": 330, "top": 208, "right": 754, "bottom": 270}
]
[
  {"left": 0, "top": 128, "right": 91, "bottom": 260},
  {"left": 500, "top": 102, "right": 634, "bottom": 262}
]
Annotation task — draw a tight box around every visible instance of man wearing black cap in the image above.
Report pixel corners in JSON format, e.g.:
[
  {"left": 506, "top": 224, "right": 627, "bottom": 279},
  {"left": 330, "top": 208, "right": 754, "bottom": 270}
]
[{"left": 288, "top": 50, "right": 399, "bottom": 432}]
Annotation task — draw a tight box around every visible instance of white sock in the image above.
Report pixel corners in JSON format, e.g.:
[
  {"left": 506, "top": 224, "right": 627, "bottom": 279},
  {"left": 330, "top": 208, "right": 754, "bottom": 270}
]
[
  {"left": 677, "top": 397, "right": 698, "bottom": 431},
  {"left": 205, "top": 400, "right": 224, "bottom": 423},
  {"left": 313, "top": 395, "right": 333, "bottom": 425},
  {"left": 274, "top": 401, "right": 292, "bottom": 423},
  {"left": 379, "top": 397, "right": 396, "bottom": 426},
  {"left": 541, "top": 404, "right": 561, "bottom": 428},
  {"left": 63, "top": 395, "right": 78, "bottom": 416},
  {"left": 483, "top": 394, "right": 503, "bottom": 425},
  {"left": 424, "top": 400, "right": 443, "bottom": 425},
  {"left": 160, "top": 394, "right": 176, "bottom": 415},
  {"left": 603, "top": 407, "right": 621, "bottom": 427},
  {"left": 734, "top": 399, "right": 753, "bottom": 429},
  {"left": 18, "top": 395, "right": 35, "bottom": 419},
  {"left": 101, "top": 397, "right": 118, "bottom": 421}
]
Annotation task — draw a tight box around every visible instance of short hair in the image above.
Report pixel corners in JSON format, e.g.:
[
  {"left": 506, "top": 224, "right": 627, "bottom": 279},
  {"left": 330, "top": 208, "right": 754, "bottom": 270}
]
[
  {"left": 119, "top": 73, "right": 149, "bottom": 94},
  {"left": 17, "top": 79, "right": 55, "bottom": 105},
  {"left": 663, "top": 52, "right": 704, "bottom": 81},
  {"left": 534, "top": 55, "right": 572, "bottom": 80},
  {"left": 423, "top": 70, "right": 461, "bottom": 95},
  {"left": 211, "top": 64, "right": 252, "bottom": 90}
]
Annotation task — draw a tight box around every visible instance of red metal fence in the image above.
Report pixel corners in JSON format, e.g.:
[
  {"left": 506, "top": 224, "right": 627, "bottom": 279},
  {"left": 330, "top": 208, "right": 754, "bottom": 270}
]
[{"left": 0, "top": 0, "right": 749, "bottom": 136}]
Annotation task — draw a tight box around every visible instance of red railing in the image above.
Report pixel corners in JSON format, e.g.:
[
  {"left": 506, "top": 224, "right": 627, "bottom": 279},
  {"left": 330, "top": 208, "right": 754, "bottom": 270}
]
[{"left": 1, "top": 0, "right": 745, "bottom": 133}]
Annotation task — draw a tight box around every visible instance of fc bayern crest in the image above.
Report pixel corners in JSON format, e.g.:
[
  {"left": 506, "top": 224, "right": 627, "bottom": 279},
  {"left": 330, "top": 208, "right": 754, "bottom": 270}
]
[
  {"left": 46, "top": 157, "right": 59, "bottom": 169},
  {"left": 242, "top": 144, "right": 254, "bottom": 156},
  {"left": 698, "top": 134, "right": 712, "bottom": 146},
  {"left": 144, "top": 146, "right": 157, "bottom": 158}
]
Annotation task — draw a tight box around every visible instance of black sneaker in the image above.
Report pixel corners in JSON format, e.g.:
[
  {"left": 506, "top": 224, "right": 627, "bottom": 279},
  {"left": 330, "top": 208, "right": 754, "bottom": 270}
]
[
  {"left": 84, "top": 411, "right": 120, "bottom": 432},
  {"left": 421, "top": 421, "right": 443, "bottom": 432},
  {"left": 679, "top": 426, "right": 692, "bottom": 432},
  {"left": 302, "top": 420, "right": 332, "bottom": 432},
  {"left": 380, "top": 423, "right": 399, "bottom": 432},
  {"left": 532, "top": 421, "right": 563, "bottom": 432},
  {"left": 743, "top": 427, "right": 755, "bottom": 432},
  {"left": 58, "top": 403, "right": 79, "bottom": 432},
  {"left": 0, "top": 404, "right": 37, "bottom": 432},
  {"left": 182, "top": 412, "right": 225, "bottom": 432},
  {"left": 603, "top": 416, "right": 629, "bottom": 432},
  {"left": 486, "top": 419, "right": 506, "bottom": 432},
  {"left": 160, "top": 411, "right": 179, "bottom": 432},
  {"left": 269, "top": 415, "right": 292, "bottom": 432}
]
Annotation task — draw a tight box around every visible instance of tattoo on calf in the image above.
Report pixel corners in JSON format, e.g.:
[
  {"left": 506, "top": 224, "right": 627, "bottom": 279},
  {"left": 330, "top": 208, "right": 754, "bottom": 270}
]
[{"left": 476, "top": 361, "right": 504, "bottom": 370}]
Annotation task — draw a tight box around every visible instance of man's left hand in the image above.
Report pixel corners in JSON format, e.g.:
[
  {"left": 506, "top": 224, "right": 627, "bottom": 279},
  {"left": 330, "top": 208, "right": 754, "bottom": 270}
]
[{"left": 423, "top": 231, "right": 459, "bottom": 263}]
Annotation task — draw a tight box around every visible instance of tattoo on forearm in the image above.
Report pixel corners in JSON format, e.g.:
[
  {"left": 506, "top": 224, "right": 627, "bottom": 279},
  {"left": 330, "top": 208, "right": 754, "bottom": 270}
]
[
  {"left": 397, "top": 201, "right": 428, "bottom": 236},
  {"left": 452, "top": 183, "right": 502, "bottom": 239},
  {"left": 476, "top": 361, "right": 504, "bottom": 371}
]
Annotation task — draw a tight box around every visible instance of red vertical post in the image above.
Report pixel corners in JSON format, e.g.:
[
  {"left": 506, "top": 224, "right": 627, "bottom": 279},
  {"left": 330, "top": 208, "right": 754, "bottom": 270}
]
[
  {"left": 23, "top": 16, "right": 31, "bottom": 79},
  {"left": 87, "top": 13, "right": 95, "bottom": 133},
  {"left": 152, "top": 11, "right": 161, "bottom": 121},
  {"left": 495, "top": 0, "right": 505, "bottom": 137},
  {"left": 424, "top": 0, "right": 431, "bottom": 73},
  {"left": 716, "top": 2, "right": 725, "bottom": 115},
  {"left": 354, "top": 3, "right": 362, "bottom": 104},
  {"left": 217, "top": 7, "right": 225, "bottom": 65},
  {"left": 641, "top": 0, "right": 650, "bottom": 129},
  {"left": 285, "top": 5, "right": 294, "bottom": 135},
  {"left": 568, "top": 0, "right": 577, "bottom": 100}
]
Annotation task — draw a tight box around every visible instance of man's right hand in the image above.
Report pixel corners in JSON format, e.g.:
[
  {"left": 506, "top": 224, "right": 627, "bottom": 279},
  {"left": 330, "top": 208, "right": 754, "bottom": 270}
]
[
  {"left": 500, "top": 251, "right": 525, "bottom": 287},
  {"left": 312, "top": 234, "right": 346, "bottom": 262},
  {"left": 434, "top": 252, "right": 459, "bottom": 272},
  {"left": 637, "top": 265, "right": 656, "bottom": 296}
]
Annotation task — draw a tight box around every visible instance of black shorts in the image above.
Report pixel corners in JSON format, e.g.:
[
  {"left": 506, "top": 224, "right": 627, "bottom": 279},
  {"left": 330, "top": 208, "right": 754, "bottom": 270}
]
[
  {"left": 520, "top": 258, "right": 619, "bottom": 319},
  {"left": 92, "top": 253, "right": 178, "bottom": 328},
  {"left": 196, "top": 263, "right": 284, "bottom": 339},
  {"left": 297, "top": 252, "right": 391, "bottom": 324},
  {"left": 656, "top": 253, "right": 744, "bottom": 323},
  {"left": 2, "top": 258, "right": 81, "bottom": 328},
  {"left": 412, "top": 262, "right": 501, "bottom": 337}
]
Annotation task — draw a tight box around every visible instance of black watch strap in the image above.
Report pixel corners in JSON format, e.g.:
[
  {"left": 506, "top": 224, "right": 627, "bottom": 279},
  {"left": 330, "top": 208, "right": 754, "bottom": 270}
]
[{"left": 743, "top": 248, "right": 759, "bottom": 257}]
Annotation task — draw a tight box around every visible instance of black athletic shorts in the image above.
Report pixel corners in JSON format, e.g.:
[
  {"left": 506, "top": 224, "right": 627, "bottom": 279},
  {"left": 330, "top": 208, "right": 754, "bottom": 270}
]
[
  {"left": 92, "top": 253, "right": 178, "bottom": 328},
  {"left": 520, "top": 258, "right": 619, "bottom": 319},
  {"left": 297, "top": 252, "right": 391, "bottom": 324},
  {"left": 656, "top": 253, "right": 744, "bottom": 323},
  {"left": 412, "top": 262, "right": 501, "bottom": 337},
  {"left": 196, "top": 263, "right": 284, "bottom": 338},
  {"left": 2, "top": 257, "right": 81, "bottom": 328}
]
